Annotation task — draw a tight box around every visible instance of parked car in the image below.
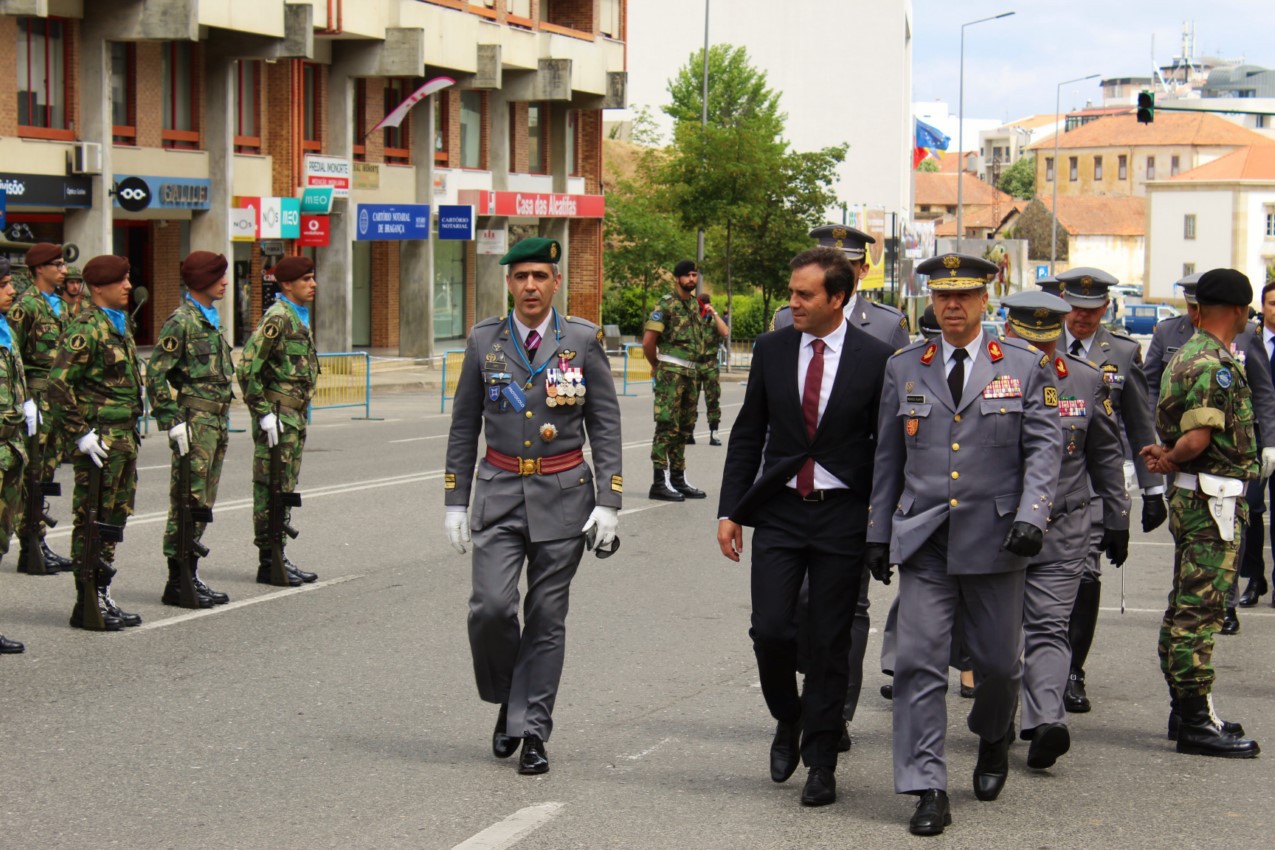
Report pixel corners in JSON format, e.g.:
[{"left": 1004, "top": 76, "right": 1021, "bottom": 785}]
[{"left": 1122, "top": 304, "right": 1179, "bottom": 335}]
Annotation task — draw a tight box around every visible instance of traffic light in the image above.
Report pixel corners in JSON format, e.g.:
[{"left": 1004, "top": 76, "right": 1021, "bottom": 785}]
[{"left": 1137, "top": 90, "right": 1155, "bottom": 124}]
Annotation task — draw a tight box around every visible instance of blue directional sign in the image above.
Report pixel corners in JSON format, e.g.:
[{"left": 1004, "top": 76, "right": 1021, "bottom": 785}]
[
  {"left": 0, "top": 190, "right": 6, "bottom": 229},
  {"left": 437, "top": 205, "right": 475, "bottom": 240},
  {"left": 355, "top": 204, "right": 430, "bottom": 241}
]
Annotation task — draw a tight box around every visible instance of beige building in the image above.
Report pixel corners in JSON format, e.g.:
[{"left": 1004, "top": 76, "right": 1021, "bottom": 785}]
[{"left": 1013, "top": 196, "right": 1146, "bottom": 288}]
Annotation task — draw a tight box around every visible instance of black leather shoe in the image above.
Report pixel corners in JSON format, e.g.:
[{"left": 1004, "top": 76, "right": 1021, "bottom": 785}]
[
  {"left": 769, "top": 716, "right": 802, "bottom": 783},
  {"left": 1026, "top": 722, "right": 1070, "bottom": 769},
  {"left": 1238, "top": 577, "right": 1268, "bottom": 607},
  {"left": 800, "top": 767, "right": 836, "bottom": 806},
  {"left": 959, "top": 681, "right": 975, "bottom": 699},
  {"left": 909, "top": 789, "right": 951, "bottom": 836},
  {"left": 1064, "top": 671, "right": 1090, "bottom": 713},
  {"left": 517, "top": 735, "right": 549, "bottom": 774},
  {"left": 709, "top": 430, "right": 722, "bottom": 447},
  {"left": 0, "top": 634, "right": 25, "bottom": 654},
  {"left": 669, "top": 470, "right": 707, "bottom": 499},
  {"left": 1220, "top": 608, "right": 1240, "bottom": 635},
  {"left": 98, "top": 588, "right": 141, "bottom": 628},
  {"left": 492, "top": 704, "right": 518, "bottom": 759},
  {"left": 881, "top": 684, "right": 893, "bottom": 700},
  {"left": 284, "top": 557, "right": 318, "bottom": 583},
  {"left": 836, "top": 722, "right": 852, "bottom": 753},
  {"left": 41, "top": 541, "right": 73, "bottom": 571},
  {"left": 973, "top": 734, "right": 1010, "bottom": 801}
]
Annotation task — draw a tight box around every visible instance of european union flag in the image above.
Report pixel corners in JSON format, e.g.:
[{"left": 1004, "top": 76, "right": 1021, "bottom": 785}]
[{"left": 915, "top": 119, "right": 950, "bottom": 152}]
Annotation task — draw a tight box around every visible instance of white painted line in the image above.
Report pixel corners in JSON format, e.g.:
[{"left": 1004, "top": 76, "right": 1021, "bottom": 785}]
[
  {"left": 1100, "top": 605, "right": 1275, "bottom": 617},
  {"left": 617, "top": 503, "right": 674, "bottom": 517},
  {"left": 450, "top": 802, "right": 564, "bottom": 850},
  {"left": 129, "top": 575, "right": 363, "bottom": 632},
  {"left": 137, "top": 464, "right": 171, "bottom": 472},
  {"left": 389, "top": 434, "right": 449, "bottom": 443},
  {"left": 623, "top": 737, "right": 671, "bottom": 761}
]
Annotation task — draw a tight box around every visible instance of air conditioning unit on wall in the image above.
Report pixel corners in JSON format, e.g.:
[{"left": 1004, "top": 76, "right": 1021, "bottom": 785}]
[{"left": 70, "top": 141, "right": 103, "bottom": 175}]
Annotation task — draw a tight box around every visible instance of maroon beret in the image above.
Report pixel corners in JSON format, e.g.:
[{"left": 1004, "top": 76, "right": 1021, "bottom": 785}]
[
  {"left": 24, "top": 242, "right": 62, "bottom": 268},
  {"left": 82, "top": 255, "right": 131, "bottom": 287},
  {"left": 273, "top": 256, "right": 315, "bottom": 284},
  {"left": 181, "top": 251, "right": 228, "bottom": 292}
]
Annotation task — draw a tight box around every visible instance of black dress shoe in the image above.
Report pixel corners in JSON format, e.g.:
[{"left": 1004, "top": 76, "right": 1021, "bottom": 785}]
[
  {"left": 836, "top": 722, "right": 852, "bottom": 753},
  {"left": 959, "top": 681, "right": 975, "bottom": 699},
  {"left": 1238, "top": 577, "right": 1268, "bottom": 607},
  {"left": 1220, "top": 608, "right": 1240, "bottom": 635},
  {"left": 881, "top": 683, "right": 893, "bottom": 700},
  {"left": 492, "top": 704, "right": 518, "bottom": 759},
  {"left": 800, "top": 767, "right": 836, "bottom": 806},
  {"left": 1064, "top": 671, "right": 1091, "bottom": 713},
  {"left": 0, "top": 634, "right": 25, "bottom": 654},
  {"left": 909, "top": 789, "right": 951, "bottom": 836},
  {"left": 517, "top": 735, "right": 549, "bottom": 774},
  {"left": 769, "top": 715, "right": 802, "bottom": 783},
  {"left": 973, "top": 734, "right": 1010, "bottom": 801},
  {"left": 1026, "top": 722, "right": 1070, "bottom": 769}
]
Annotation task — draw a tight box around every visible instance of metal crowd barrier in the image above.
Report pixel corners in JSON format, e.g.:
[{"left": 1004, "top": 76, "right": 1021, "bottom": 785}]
[
  {"left": 440, "top": 349, "right": 467, "bottom": 412},
  {"left": 313, "top": 351, "right": 378, "bottom": 420},
  {"left": 621, "top": 343, "right": 652, "bottom": 396}
]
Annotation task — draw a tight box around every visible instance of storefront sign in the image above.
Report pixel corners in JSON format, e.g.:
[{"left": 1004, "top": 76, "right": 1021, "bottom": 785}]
[
  {"left": 253, "top": 197, "right": 301, "bottom": 240},
  {"left": 356, "top": 204, "right": 430, "bottom": 241},
  {"left": 300, "top": 186, "right": 334, "bottom": 214},
  {"left": 112, "top": 175, "right": 213, "bottom": 211},
  {"left": 300, "top": 215, "right": 330, "bottom": 247},
  {"left": 458, "top": 190, "right": 604, "bottom": 219},
  {"left": 437, "top": 205, "right": 475, "bottom": 241},
  {"left": 477, "top": 228, "right": 507, "bottom": 256},
  {"left": 353, "top": 162, "right": 380, "bottom": 191},
  {"left": 303, "top": 155, "right": 351, "bottom": 198},
  {"left": 230, "top": 207, "right": 257, "bottom": 242},
  {"left": 0, "top": 172, "right": 93, "bottom": 208}
]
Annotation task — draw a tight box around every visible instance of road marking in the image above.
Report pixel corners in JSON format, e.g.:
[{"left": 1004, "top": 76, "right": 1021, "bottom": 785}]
[
  {"left": 137, "top": 464, "right": 170, "bottom": 472},
  {"left": 389, "top": 434, "right": 449, "bottom": 443},
  {"left": 1101, "top": 605, "right": 1275, "bottom": 617},
  {"left": 623, "top": 737, "right": 671, "bottom": 761},
  {"left": 450, "top": 802, "right": 564, "bottom": 850},
  {"left": 129, "top": 575, "right": 363, "bottom": 632},
  {"left": 617, "top": 503, "right": 674, "bottom": 517}
]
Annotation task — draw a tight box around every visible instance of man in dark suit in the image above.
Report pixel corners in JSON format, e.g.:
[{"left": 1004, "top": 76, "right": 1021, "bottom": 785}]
[{"left": 717, "top": 247, "right": 893, "bottom": 808}]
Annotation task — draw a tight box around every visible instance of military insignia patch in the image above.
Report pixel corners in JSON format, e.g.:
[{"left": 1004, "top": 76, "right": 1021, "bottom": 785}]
[
  {"left": 539, "top": 423, "right": 558, "bottom": 442},
  {"left": 550, "top": 242, "right": 559, "bottom": 260},
  {"left": 559, "top": 349, "right": 577, "bottom": 361},
  {"left": 905, "top": 381, "right": 915, "bottom": 393},
  {"left": 832, "top": 227, "right": 847, "bottom": 240},
  {"left": 263, "top": 323, "right": 280, "bottom": 340},
  {"left": 943, "top": 255, "right": 961, "bottom": 270},
  {"left": 1040, "top": 354, "right": 1050, "bottom": 369},
  {"left": 920, "top": 343, "right": 937, "bottom": 366},
  {"left": 650, "top": 311, "right": 663, "bottom": 322},
  {"left": 1217, "top": 368, "right": 1233, "bottom": 389},
  {"left": 1043, "top": 386, "right": 1059, "bottom": 407},
  {"left": 596, "top": 328, "right": 604, "bottom": 343},
  {"left": 987, "top": 340, "right": 1003, "bottom": 362},
  {"left": 611, "top": 474, "right": 623, "bottom": 493},
  {"left": 160, "top": 336, "right": 180, "bottom": 353},
  {"left": 8, "top": 306, "right": 23, "bottom": 321},
  {"left": 1103, "top": 398, "right": 1114, "bottom": 417},
  {"left": 444, "top": 473, "right": 457, "bottom": 490},
  {"left": 899, "top": 316, "right": 908, "bottom": 331},
  {"left": 1054, "top": 357, "right": 1068, "bottom": 378},
  {"left": 906, "top": 418, "right": 920, "bottom": 437},
  {"left": 485, "top": 352, "right": 498, "bottom": 363},
  {"left": 68, "top": 333, "right": 87, "bottom": 352}
]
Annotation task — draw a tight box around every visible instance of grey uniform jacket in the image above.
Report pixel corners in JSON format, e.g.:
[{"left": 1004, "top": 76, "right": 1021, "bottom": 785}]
[
  {"left": 867, "top": 335, "right": 1063, "bottom": 574},
  {"left": 1145, "top": 317, "right": 1275, "bottom": 449},
  {"left": 445, "top": 312, "right": 623, "bottom": 543},
  {"left": 1036, "top": 352, "right": 1130, "bottom": 565},
  {"left": 772, "top": 296, "right": 911, "bottom": 349}
]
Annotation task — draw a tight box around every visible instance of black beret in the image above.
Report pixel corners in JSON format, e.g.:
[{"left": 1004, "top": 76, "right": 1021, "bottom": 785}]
[
  {"left": 24, "top": 242, "right": 62, "bottom": 268},
  {"left": 82, "top": 255, "right": 131, "bottom": 287},
  {"left": 673, "top": 259, "right": 698, "bottom": 277},
  {"left": 181, "top": 251, "right": 228, "bottom": 291},
  {"left": 273, "top": 256, "right": 315, "bottom": 284},
  {"left": 1196, "top": 268, "right": 1252, "bottom": 307}
]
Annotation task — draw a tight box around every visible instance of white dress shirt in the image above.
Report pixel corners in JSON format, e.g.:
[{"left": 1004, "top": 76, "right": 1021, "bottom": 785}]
[
  {"left": 1064, "top": 329, "right": 1094, "bottom": 359},
  {"left": 787, "top": 317, "right": 849, "bottom": 491},
  {"left": 941, "top": 331, "right": 984, "bottom": 395}
]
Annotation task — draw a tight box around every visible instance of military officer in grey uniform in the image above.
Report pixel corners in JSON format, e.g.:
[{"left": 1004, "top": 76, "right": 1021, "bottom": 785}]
[
  {"left": 1055, "top": 267, "right": 1166, "bottom": 713},
  {"left": 1001, "top": 291, "right": 1130, "bottom": 772},
  {"left": 444, "top": 237, "right": 623, "bottom": 775},
  {"left": 865, "top": 253, "right": 1063, "bottom": 836}
]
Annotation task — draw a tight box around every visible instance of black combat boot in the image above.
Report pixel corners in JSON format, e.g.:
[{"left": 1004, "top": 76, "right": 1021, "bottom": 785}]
[
  {"left": 283, "top": 554, "right": 318, "bottom": 583},
  {"left": 17, "top": 542, "right": 60, "bottom": 574},
  {"left": 669, "top": 470, "right": 706, "bottom": 499},
  {"left": 69, "top": 578, "right": 123, "bottom": 631},
  {"left": 97, "top": 565, "right": 141, "bottom": 627},
  {"left": 41, "top": 541, "right": 73, "bottom": 571},
  {"left": 257, "top": 549, "right": 302, "bottom": 587},
  {"left": 683, "top": 431, "right": 696, "bottom": 446},
  {"left": 162, "top": 558, "right": 215, "bottom": 608},
  {"left": 1220, "top": 607, "right": 1240, "bottom": 635},
  {"left": 709, "top": 429, "right": 722, "bottom": 446},
  {"left": 648, "top": 468, "right": 684, "bottom": 502},
  {"left": 190, "top": 557, "right": 229, "bottom": 604},
  {"left": 0, "top": 634, "right": 24, "bottom": 653},
  {"left": 1175, "top": 694, "right": 1260, "bottom": 758},
  {"left": 1167, "top": 689, "right": 1245, "bottom": 739}
]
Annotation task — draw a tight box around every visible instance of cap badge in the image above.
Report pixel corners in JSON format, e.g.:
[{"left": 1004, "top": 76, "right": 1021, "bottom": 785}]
[
  {"left": 832, "top": 227, "right": 847, "bottom": 239},
  {"left": 550, "top": 243, "right": 559, "bottom": 260},
  {"left": 943, "top": 255, "right": 961, "bottom": 270}
]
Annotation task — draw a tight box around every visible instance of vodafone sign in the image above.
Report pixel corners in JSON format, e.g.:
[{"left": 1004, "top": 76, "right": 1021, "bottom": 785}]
[
  {"left": 457, "top": 190, "right": 604, "bottom": 219},
  {"left": 300, "top": 215, "right": 330, "bottom": 247}
]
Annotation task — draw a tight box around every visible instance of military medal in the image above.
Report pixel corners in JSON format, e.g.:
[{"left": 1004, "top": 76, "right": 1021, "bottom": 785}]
[{"left": 539, "top": 423, "right": 558, "bottom": 442}]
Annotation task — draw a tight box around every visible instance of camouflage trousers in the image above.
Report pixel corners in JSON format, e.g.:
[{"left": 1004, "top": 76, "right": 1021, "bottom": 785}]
[
  {"left": 251, "top": 410, "right": 306, "bottom": 548},
  {"left": 70, "top": 428, "right": 138, "bottom": 566},
  {"left": 651, "top": 364, "right": 697, "bottom": 471},
  {"left": 17, "top": 395, "right": 68, "bottom": 540},
  {"left": 162, "top": 412, "right": 229, "bottom": 558},
  {"left": 687, "top": 360, "right": 721, "bottom": 431},
  {"left": 1158, "top": 488, "right": 1247, "bottom": 697},
  {"left": 0, "top": 443, "right": 24, "bottom": 557}
]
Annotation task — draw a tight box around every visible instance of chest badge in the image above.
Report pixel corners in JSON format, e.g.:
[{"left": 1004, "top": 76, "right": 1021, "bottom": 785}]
[
  {"left": 905, "top": 418, "right": 920, "bottom": 437},
  {"left": 540, "top": 423, "right": 558, "bottom": 443}
]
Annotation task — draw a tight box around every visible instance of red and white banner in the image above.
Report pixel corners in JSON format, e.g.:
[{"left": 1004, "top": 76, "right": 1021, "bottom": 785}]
[
  {"left": 458, "top": 190, "right": 605, "bottom": 219},
  {"left": 299, "top": 215, "right": 330, "bottom": 247},
  {"left": 370, "top": 76, "right": 456, "bottom": 133}
]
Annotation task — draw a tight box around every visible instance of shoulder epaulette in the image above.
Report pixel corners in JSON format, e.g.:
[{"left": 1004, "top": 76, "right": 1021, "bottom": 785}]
[{"left": 891, "top": 338, "right": 930, "bottom": 359}]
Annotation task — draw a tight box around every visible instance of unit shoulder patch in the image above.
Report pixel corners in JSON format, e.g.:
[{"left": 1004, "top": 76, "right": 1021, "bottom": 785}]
[
  {"left": 160, "top": 336, "right": 180, "bottom": 353},
  {"left": 262, "top": 322, "right": 281, "bottom": 340},
  {"left": 1043, "top": 386, "right": 1059, "bottom": 408},
  {"left": 68, "top": 333, "right": 88, "bottom": 352}
]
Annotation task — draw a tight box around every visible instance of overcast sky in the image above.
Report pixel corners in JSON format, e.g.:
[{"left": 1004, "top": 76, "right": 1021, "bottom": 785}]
[{"left": 913, "top": 1, "right": 1275, "bottom": 123}]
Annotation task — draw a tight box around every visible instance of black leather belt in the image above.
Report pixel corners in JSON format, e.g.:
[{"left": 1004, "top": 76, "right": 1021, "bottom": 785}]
[{"left": 791, "top": 488, "right": 850, "bottom": 502}]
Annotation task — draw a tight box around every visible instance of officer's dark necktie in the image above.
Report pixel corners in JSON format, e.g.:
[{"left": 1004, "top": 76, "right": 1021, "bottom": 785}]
[
  {"left": 796, "top": 338, "right": 826, "bottom": 497},
  {"left": 1268, "top": 337, "right": 1275, "bottom": 388},
  {"left": 1070, "top": 338, "right": 1084, "bottom": 358},
  {"left": 525, "top": 329, "right": 541, "bottom": 355},
  {"left": 947, "top": 347, "right": 967, "bottom": 408}
]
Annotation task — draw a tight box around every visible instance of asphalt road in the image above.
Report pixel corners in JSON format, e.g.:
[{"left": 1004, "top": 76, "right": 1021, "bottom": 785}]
[{"left": 2, "top": 382, "right": 1274, "bottom": 849}]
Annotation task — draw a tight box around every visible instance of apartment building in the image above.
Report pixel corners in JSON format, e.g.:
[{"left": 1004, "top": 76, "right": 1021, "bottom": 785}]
[{"left": 0, "top": 0, "right": 626, "bottom": 354}]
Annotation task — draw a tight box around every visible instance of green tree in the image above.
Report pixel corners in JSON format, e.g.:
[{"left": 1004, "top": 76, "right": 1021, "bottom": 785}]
[
  {"left": 998, "top": 154, "right": 1036, "bottom": 199},
  {"left": 917, "top": 158, "right": 939, "bottom": 172}
]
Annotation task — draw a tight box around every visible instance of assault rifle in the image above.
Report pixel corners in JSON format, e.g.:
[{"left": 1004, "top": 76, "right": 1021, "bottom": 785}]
[
  {"left": 17, "top": 391, "right": 60, "bottom": 575},
  {"left": 174, "top": 410, "right": 214, "bottom": 607},
  {"left": 70, "top": 449, "right": 124, "bottom": 629},
  {"left": 267, "top": 404, "right": 301, "bottom": 586}
]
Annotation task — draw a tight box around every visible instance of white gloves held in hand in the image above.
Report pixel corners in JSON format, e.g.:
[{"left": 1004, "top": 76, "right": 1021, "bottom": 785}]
[
  {"left": 1262, "top": 447, "right": 1275, "bottom": 482},
  {"left": 445, "top": 510, "right": 471, "bottom": 554},
  {"left": 22, "top": 399, "right": 38, "bottom": 437},
  {"left": 260, "top": 412, "right": 280, "bottom": 448},
  {"left": 582, "top": 506, "right": 619, "bottom": 549},
  {"left": 77, "top": 430, "right": 109, "bottom": 468},
  {"left": 168, "top": 422, "right": 190, "bottom": 457}
]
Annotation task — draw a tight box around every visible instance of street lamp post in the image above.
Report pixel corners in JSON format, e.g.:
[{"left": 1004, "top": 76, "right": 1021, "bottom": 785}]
[
  {"left": 956, "top": 11, "right": 1014, "bottom": 252},
  {"left": 1050, "top": 73, "right": 1101, "bottom": 274}
]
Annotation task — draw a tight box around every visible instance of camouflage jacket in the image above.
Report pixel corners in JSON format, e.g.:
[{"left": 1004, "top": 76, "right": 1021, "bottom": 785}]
[
  {"left": 236, "top": 299, "right": 320, "bottom": 419},
  {"left": 0, "top": 339, "right": 29, "bottom": 453},
  {"left": 47, "top": 305, "right": 144, "bottom": 436},
  {"left": 1156, "top": 330, "right": 1258, "bottom": 481},
  {"left": 644, "top": 291, "right": 713, "bottom": 364},
  {"left": 147, "top": 299, "right": 235, "bottom": 431},
  {"left": 7, "top": 288, "right": 64, "bottom": 386}
]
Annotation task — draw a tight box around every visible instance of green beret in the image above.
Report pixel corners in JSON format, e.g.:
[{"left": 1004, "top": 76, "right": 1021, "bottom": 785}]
[{"left": 500, "top": 237, "right": 561, "bottom": 266}]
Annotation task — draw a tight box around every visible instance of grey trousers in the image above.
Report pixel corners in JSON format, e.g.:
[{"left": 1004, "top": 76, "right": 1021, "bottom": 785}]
[
  {"left": 893, "top": 531, "right": 1025, "bottom": 794},
  {"left": 1020, "top": 555, "right": 1085, "bottom": 731},
  {"left": 468, "top": 500, "right": 585, "bottom": 742}
]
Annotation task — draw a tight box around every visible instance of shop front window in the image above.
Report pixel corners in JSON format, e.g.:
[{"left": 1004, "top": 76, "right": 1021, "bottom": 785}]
[{"left": 434, "top": 240, "right": 466, "bottom": 340}]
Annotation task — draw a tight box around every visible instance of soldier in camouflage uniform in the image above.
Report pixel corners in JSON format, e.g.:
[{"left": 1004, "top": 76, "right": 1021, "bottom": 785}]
[
  {"left": 683, "top": 286, "right": 728, "bottom": 448},
  {"left": 62, "top": 264, "right": 86, "bottom": 318},
  {"left": 236, "top": 255, "right": 319, "bottom": 586},
  {"left": 1140, "top": 268, "right": 1261, "bottom": 758},
  {"left": 47, "top": 255, "right": 144, "bottom": 630},
  {"left": 0, "top": 258, "right": 31, "bottom": 653},
  {"left": 642, "top": 260, "right": 718, "bottom": 501},
  {"left": 8, "top": 242, "right": 72, "bottom": 573},
  {"left": 147, "top": 251, "right": 234, "bottom": 608}
]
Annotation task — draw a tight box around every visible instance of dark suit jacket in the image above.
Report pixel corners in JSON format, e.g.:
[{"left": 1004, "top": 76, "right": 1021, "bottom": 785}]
[{"left": 718, "top": 324, "right": 893, "bottom": 526}]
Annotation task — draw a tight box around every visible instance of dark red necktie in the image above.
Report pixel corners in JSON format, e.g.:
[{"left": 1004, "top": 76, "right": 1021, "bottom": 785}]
[
  {"left": 525, "top": 330, "right": 541, "bottom": 354},
  {"left": 797, "top": 339, "right": 825, "bottom": 497}
]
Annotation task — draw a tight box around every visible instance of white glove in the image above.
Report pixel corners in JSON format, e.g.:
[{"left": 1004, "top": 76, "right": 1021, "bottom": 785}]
[
  {"left": 445, "top": 510, "right": 471, "bottom": 555},
  {"left": 581, "top": 506, "right": 619, "bottom": 549},
  {"left": 22, "top": 399, "right": 38, "bottom": 437},
  {"left": 1262, "top": 447, "right": 1275, "bottom": 482},
  {"left": 76, "top": 430, "right": 109, "bottom": 468},
  {"left": 260, "top": 413, "right": 280, "bottom": 448},
  {"left": 168, "top": 422, "right": 190, "bottom": 457}
]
